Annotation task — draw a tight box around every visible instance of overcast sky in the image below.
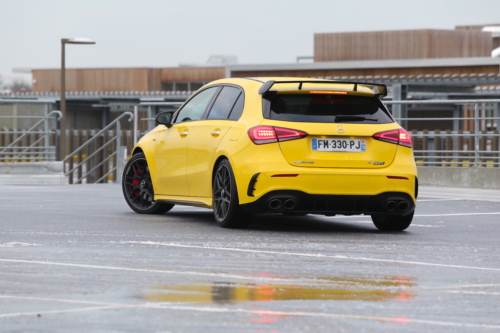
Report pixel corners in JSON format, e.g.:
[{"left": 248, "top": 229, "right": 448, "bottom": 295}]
[{"left": 1, "top": 0, "right": 500, "bottom": 85}]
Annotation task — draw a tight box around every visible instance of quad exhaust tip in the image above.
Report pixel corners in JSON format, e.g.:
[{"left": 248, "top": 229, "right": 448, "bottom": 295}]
[
  {"left": 398, "top": 200, "right": 409, "bottom": 212},
  {"left": 386, "top": 201, "right": 397, "bottom": 211},
  {"left": 284, "top": 199, "right": 297, "bottom": 210},
  {"left": 269, "top": 199, "right": 283, "bottom": 210}
]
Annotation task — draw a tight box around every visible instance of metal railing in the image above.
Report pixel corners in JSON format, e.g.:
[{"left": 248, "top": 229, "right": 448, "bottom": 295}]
[
  {"left": 0, "top": 105, "right": 62, "bottom": 162},
  {"left": 139, "top": 101, "right": 183, "bottom": 133},
  {"left": 63, "top": 112, "right": 134, "bottom": 184},
  {"left": 385, "top": 99, "right": 500, "bottom": 167}
]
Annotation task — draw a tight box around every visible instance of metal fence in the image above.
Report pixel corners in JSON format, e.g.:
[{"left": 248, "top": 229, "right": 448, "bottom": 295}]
[
  {"left": 63, "top": 112, "right": 134, "bottom": 184},
  {"left": 2, "top": 98, "right": 499, "bottom": 182},
  {"left": 0, "top": 100, "right": 61, "bottom": 162},
  {"left": 385, "top": 99, "right": 500, "bottom": 167}
]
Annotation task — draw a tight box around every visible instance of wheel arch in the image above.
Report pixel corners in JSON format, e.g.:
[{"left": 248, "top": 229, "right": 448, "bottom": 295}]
[
  {"left": 212, "top": 155, "right": 230, "bottom": 189},
  {"left": 130, "top": 142, "right": 158, "bottom": 186},
  {"left": 212, "top": 153, "right": 248, "bottom": 205},
  {"left": 132, "top": 147, "right": 144, "bottom": 155}
]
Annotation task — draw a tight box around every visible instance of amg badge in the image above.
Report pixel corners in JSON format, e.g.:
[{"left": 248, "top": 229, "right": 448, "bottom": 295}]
[{"left": 368, "top": 161, "right": 385, "bottom": 165}]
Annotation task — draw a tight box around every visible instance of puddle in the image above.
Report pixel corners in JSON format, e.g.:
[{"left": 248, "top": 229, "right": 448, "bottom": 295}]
[{"left": 143, "top": 276, "right": 415, "bottom": 304}]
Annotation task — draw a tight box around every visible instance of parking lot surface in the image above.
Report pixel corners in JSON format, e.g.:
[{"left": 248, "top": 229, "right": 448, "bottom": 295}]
[{"left": 1, "top": 184, "right": 500, "bottom": 332}]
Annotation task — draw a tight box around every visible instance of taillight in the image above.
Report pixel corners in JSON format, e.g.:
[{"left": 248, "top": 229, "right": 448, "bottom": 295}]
[
  {"left": 372, "top": 129, "right": 412, "bottom": 148},
  {"left": 248, "top": 126, "right": 308, "bottom": 145},
  {"left": 398, "top": 130, "right": 412, "bottom": 148}
]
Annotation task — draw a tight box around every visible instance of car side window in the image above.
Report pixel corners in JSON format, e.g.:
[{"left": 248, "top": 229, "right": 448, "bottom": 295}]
[
  {"left": 174, "top": 87, "right": 218, "bottom": 124},
  {"left": 207, "top": 86, "right": 242, "bottom": 120},
  {"left": 228, "top": 93, "right": 244, "bottom": 120}
]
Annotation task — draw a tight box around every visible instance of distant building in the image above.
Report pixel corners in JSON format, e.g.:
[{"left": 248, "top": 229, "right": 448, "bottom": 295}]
[
  {"left": 3, "top": 24, "right": 500, "bottom": 132},
  {"left": 28, "top": 24, "right": 500, "bottom": 95}
]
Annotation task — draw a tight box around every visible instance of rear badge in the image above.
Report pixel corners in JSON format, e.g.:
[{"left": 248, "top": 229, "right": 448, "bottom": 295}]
[
  {"left": 368, "top": 161, "right": 385, "bottom": 165},
  {"left": 336, "top": 125, "right": 345, "bottom": 134},
  {"left": 294, "top": 161, "right": 314, "bottom": 164}
]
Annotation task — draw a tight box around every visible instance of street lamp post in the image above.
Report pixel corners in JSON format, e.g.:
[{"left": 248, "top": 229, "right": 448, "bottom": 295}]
[{"left": 60, "top": 38, "right": 95, "bottom": 162}]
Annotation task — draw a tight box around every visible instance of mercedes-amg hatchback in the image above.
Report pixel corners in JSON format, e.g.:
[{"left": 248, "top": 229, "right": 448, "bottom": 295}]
[{"left": 122, "top": 78, "right": 418, "bottom": 231}]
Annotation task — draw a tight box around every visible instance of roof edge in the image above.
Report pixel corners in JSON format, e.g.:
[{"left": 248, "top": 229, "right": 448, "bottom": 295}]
[{"left": 228, "top": 57, "right": 500, "bottom": 72}]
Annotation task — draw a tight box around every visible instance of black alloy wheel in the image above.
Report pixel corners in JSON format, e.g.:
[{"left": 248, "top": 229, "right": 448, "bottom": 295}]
[
  {"left": 122, "top": 153, "right": 173, "bottom": 214},
  {"left": 213, "top": 159, "right": 252, "bottom": 228},
  {"left": 371, "top": 211, "right": 414, "bottom": 231},
  {"left": 213, "top": 163, "right": 231, "bottom": 221}
]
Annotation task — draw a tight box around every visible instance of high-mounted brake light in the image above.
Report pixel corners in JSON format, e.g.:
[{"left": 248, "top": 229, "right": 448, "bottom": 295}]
[
  {"left": 372, "top": 129, "right": 412, "bottom": 148},
  {"left": 309, "top": 90, "right": 348, "bottom": 95},
  {"left": 248, "top": 126, "right": 308, "bottom": 145}
]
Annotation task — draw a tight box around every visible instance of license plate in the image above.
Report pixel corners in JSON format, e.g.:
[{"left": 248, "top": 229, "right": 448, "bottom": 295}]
[{"left": 312, "top": 138, "right": 366, "bottom": 152}]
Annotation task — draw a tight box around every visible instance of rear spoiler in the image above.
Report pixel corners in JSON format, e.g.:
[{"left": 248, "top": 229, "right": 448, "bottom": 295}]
[{"left": 258, "top": 80, "right": 388, "bottom": 97}]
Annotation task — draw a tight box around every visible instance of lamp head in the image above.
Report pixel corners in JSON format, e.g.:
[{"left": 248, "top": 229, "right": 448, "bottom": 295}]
[{"left": 62, "top": 38, "right": 96, "bottom": 45}]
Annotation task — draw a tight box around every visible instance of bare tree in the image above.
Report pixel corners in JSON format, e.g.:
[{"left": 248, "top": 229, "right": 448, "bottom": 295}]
[{"left": 7, "top": 78, "right": 31, "bottom": 92}]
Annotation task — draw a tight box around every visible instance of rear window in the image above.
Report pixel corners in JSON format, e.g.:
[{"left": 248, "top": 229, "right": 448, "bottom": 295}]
[{"left": 265, "top": 93, "right": 393, "bottom": 124}]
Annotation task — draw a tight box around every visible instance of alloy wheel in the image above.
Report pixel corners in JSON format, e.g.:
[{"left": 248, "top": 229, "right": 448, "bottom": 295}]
[
  {"left": 213, "top": 164, "right": 231, "bottom": 221},
  {"left": 123, "top": 157, "right": 156, "bottom": 211}
]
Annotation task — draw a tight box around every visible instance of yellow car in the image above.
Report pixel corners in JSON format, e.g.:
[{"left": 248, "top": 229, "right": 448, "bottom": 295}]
[{"left": 122, "top": 78, "right": 417, "bottom": 231}]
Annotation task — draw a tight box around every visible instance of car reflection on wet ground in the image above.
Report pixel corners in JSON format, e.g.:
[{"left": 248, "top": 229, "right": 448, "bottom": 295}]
[
  {"left": 1, "top": 185, "right": 500, "bottom": 332},
  {"left": 144, "top": 276, "right": 415, "bottom": 304}
]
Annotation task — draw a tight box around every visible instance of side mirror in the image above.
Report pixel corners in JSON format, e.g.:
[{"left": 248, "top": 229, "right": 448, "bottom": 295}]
[{"left": 155, "top": 111, "right": 174, "bottom": 128}]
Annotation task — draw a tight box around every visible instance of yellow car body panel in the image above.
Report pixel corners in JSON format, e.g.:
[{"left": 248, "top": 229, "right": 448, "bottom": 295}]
[
  {"left": 186, "top": 119, "right": 234, "bottom": 197},
  {"left": 154, "top": 123, "right": 191, "bottom": 196},
  {"left": 130, "top": 77, "right": 417, "bottom": 217}
]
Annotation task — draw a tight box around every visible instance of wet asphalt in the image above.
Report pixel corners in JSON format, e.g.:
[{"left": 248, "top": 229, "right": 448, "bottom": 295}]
[{"left": 1, "top": 184, "right": 500, "bottom": 332}]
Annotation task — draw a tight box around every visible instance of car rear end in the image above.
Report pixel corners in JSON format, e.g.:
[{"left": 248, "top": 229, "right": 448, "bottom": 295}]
[{"left": 235, "top": 79, "right": 417, "bottom": 217}]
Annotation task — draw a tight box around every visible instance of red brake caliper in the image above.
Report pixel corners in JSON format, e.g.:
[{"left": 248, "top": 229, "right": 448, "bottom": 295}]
[{"left": 132, "top": 166, "right": 142, "bottom": 196}]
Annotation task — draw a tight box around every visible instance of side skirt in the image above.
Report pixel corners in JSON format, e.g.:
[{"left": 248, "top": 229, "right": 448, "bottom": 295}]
[{"left": 155, "top": 195, "right": 213, "bottom": 208}]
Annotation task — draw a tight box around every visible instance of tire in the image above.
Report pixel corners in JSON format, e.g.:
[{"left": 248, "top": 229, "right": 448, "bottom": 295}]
[
  {"left": 212, "top": 159, "right": 252, "bottom": 228},
  {"left": 122, "top": 153, "right": 174, "bottom": 214},
  {"left": 371, "top": 211, "right": 414, "bottom": 231}
]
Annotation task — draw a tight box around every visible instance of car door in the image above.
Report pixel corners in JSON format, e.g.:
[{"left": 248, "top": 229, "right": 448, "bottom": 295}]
[
  {"left": 186, "top": 85, "right": 244, "bottom": 198},
  {"left": 154, "top": 86, "right": 219, "bottom": 196}
]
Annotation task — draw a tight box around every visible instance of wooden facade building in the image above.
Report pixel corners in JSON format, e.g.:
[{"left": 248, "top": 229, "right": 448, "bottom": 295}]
[
  {"left": 314, "top": 29, "right": 493, "bottom": 62},
  {"left": 31, "top": 25, "right": 500, "bottom": 93},
  {"left": 32, "top": 67, "right": 225, "bottom": 93}
]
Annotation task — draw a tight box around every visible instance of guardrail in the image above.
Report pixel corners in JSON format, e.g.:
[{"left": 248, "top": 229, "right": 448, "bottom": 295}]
[
  {"left": 139, "top": 101, "right": 183, "bottom": 133},
  {"left": 384, "top": 99, "right": 500, "bottom": 167},
  {"left": 0, "top": 108, "right": 62, "bottom": 162},
  {"left": 63, "top": 112, "right": 134, "bottom": 184}
]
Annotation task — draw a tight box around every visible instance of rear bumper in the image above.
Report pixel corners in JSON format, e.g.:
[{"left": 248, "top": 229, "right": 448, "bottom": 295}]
[
  {"left": 240, "top": 190, "right": 415, "bottom": 216},
  {"left": 229, "top": 139, "right": 417, "bottom": 205}
]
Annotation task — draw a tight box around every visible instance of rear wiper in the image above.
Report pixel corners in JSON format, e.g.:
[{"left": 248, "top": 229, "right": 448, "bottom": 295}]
[{"left": 335, "top": 115, "right": 378, "bottom": 122}]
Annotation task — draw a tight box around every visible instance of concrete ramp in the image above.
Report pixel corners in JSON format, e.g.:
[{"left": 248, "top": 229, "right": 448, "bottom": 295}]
[{"left": 0, "top": 162, "right": 67, "bottom": 185}]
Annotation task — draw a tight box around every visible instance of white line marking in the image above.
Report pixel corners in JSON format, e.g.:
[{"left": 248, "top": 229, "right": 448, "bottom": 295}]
[
  {"left": 0, "top": 305, "right": 126, "bottom": 318},
  {"left": 144, "top": 304, "right": 500, "bottom": 329},
  {"left": 418, "top": 191, "right": 500, "bottom": 203},
  {"left": 417, "top": 199, "right": 464, "bottom": 202},
  {"left": 420, "top": 283, "right": 500, "bottom": 290},
  {"left": 331, "top": 212, "right": 500, "bottom": 218},
  {"left": 1, "top": 295, "right": 499, "bottom": 329},
  {"left": 442, "top": 290, "right": 500, "bottom": 296},
  {"left": 346, "top": 221, "right": 443, "bottom": 228},
  {"left": 0, "top": 242, "right": 40, "bottom": 248},
  {"left": 0, "top": 295, "right": 121, "bottom": 306},
  {"left": 415, "top": 212, "right": 500, "bottom": 217},
  {"left": 116, "top": 241, "right": 500, "bottom": 272},
  {"left": 0, "top": 259, "right": 293, "bottom": 283}
]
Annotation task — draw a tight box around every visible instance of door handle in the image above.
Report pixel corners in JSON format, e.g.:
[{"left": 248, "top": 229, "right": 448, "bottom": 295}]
[
  {"left": 180, "top": 131, "right": 189, "bottom": 137},
  {"left": 211, "top": 130, "right": 221, "bottom": 137}
]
